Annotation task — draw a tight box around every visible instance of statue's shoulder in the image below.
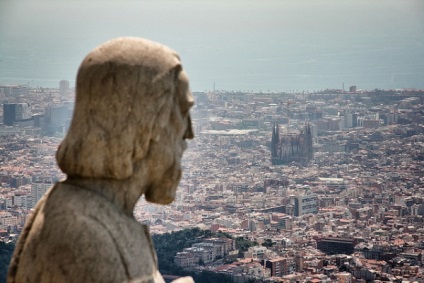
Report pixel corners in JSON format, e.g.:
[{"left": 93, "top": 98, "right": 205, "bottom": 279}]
[
  {"left": 44, "top": 182, "right": 115, "bottom": 214},
  {"left": 9, "top": 182, "right": 157, "bottom": 283},
  {"left": 43, "top": 182, "right": 146, "bottom": 238}
]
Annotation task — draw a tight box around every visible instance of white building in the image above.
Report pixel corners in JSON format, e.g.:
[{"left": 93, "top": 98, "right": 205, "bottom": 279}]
[
  {"left": 59, "top": 80, "right": 70, "bottom": 96},
  {"left": 294, "top": 194, "right": 318, "bottom": 216},
  {"left": 0, "top": 211, "right": 18, "bottom": 230},
  {"left": 244, "top": 246, "right": 268, "bottom": 259},
  {"left": 31, "top": 183, "right": 51, "bottom": 207},
  {"left": 13, "top": 193, "right": 32, "bottom": 210}
]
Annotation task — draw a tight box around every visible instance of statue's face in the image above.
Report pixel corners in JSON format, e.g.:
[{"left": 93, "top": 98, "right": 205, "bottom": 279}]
[
  {"left": 57, "top": 37, "right": 194, "bottom": 208},
  {"left": 142, "top": 70, "right": 193, "bottom": 205}
]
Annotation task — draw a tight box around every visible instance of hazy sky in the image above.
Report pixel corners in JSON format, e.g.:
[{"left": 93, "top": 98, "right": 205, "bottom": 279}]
[{"left": 1, "top": 0, "right": 423, "bottom": 91}]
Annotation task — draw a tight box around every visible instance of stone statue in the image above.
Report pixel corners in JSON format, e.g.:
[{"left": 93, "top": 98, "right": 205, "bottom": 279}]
[{"left": 8, "top": 37, "right": 194, "bottom": 283}]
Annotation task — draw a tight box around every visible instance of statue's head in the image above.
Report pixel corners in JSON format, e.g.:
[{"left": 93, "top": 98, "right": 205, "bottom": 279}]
[{"left": 56, "top": 37, "right": 194, "bottom": 204}]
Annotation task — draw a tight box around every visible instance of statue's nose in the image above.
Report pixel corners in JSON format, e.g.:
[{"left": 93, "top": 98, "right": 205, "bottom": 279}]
[{"left": 183, "top": 115, "right": 194, "bottom": 139}]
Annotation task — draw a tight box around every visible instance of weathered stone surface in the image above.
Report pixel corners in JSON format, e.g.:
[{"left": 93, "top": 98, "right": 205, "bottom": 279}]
[{"left": 8, "top": 37, "right": 194, "bottom": 283}]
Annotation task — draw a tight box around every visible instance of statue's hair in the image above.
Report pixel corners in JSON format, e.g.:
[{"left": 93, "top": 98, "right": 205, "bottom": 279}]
[{"left": 56, "top": 37, "right": 191, "bottom": 179}]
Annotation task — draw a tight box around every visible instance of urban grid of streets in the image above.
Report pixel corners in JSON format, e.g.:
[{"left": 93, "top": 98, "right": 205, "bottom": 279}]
[{"left": 1, "top": 84, "right": 424, "bottom": 282}]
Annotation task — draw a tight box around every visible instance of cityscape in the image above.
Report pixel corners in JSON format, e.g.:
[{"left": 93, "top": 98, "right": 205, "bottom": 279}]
[{"left": 1, "top": 82, "right": 424, "bottom": 282}]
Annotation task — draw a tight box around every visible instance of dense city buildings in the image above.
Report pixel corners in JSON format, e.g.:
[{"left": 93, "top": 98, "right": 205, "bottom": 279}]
[{"left": 1, "top": 84, "right": 424, "bottom": 282}]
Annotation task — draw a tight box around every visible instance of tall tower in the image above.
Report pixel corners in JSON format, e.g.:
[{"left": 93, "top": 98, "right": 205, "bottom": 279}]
[
  {"left": 305, "top": 122, "right": 313, "bottom": 161},
  {"left": 3, "top": 104, "right": 16, "bottom": 126},
  {"left": 271, "top": 122, "right": 280, "bottom": 165},
  {"left": 59, "top": 80, "right": 70, "bottom": 96},
  {"left": 286, "top": 100, "right": 291, "bottom": 133}
]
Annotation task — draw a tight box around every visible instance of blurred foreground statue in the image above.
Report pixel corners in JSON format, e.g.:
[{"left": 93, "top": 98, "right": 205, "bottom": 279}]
[{"left": 8, "top": 37, "right": 194, "bottom": 283}]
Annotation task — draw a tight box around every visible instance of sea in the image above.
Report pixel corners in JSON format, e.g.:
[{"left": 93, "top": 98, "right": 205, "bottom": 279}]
[{"left": 0, "top": 0, "right": 423, "bottom": 92}]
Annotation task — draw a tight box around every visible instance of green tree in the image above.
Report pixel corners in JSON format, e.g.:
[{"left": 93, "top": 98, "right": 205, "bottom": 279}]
[
  {"left": 262, "top": 239, "right": 273, "bottom": 248},
  {"left": 235, "top": 236, "right": 256, "bottom": 252}
]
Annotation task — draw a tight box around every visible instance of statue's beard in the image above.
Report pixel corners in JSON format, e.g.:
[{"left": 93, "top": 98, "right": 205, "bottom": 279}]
[
  {"left": 134, "top": 136, "right": 186, "bottom": 205},
  {"left": 144, "top": 161, "right": 182, "bottom": 205}
]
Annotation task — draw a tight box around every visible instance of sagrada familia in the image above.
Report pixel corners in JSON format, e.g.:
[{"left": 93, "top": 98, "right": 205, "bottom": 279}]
[{"left": 271, "top": 122, "right": 313, "bottom": 165}]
